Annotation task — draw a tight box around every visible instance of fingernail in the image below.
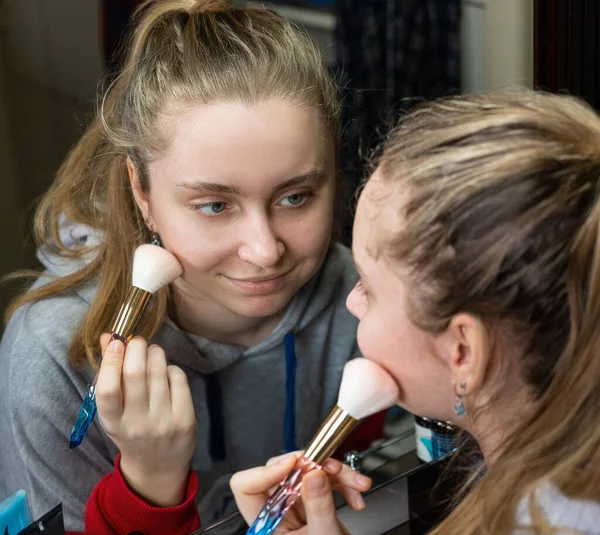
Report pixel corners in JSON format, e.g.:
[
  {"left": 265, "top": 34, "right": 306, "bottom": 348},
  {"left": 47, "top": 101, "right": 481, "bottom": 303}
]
[
  {"left": 267, "top": 454, "right": 292, "bottom": 466},
  {"left": 305, "top": 473, "right": 327, "bottom": 494},
  {"left": 354, "top": 494, "right": 365, "bottom": 510},
  {"left": 355, "top": 473, "right": 371, "bottom": 488},
  {"left": 323, "top": 459, "right": 337, "bottom": 471},
  {"left": 107, "top": 339, "right": 122, "bottom": 353}
]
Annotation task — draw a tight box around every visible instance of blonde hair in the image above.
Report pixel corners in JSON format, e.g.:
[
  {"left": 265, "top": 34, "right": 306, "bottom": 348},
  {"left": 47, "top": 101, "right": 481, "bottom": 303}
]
[
  {"left": 5, "top": 0, "right": 340, "bottom": 369},
  {"left": 378, "top": 90, "right": 600, "bottom": 534}
]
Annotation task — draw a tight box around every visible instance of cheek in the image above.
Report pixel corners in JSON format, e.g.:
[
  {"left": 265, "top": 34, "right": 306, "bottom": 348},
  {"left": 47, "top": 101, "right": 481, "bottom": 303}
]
[
  {"left": 356, "top": 311, "right": 405, "bottom": 367},
  {"left": 356, "top": 309, "right": 445, "bottom": 404},
  {"left": 278, "top": 202, "right": 333, "bottom": 256},
  {"left": 150, "top": 204, "right": 234, "bottom": 272}
]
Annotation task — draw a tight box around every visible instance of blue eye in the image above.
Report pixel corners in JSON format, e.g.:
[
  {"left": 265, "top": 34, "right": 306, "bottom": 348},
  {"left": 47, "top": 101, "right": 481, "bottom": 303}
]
[
  {"left": 280, "top": 193, "right": 311, "bottom": 207},
  {"left": 193, "top": 202, "right": 227, "bottom": 215}
]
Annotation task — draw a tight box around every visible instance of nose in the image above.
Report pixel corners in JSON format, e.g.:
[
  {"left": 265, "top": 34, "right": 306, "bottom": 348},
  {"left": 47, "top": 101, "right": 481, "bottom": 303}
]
[{"left": 238, "top": 214, "right": 284, "bottom": 268}]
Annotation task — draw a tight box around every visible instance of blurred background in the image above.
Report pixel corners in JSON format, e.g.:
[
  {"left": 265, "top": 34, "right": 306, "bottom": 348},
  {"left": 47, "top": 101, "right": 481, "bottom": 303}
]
[{"left": 0, "top": 0, "right": 597, "bottom": 318}]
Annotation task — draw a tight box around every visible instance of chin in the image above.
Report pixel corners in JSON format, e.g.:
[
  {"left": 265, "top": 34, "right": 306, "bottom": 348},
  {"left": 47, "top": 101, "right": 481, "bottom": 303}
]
[{"left": 229, "top": 293, "right": 293, "bottom": 318}]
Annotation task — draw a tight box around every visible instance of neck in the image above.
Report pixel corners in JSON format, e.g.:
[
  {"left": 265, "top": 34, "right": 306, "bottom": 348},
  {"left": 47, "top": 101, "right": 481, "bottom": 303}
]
[
  {"left": 170, "top": 284, "right": 285, "bottom": 347},
  {"left": 464, "top": 378, "right": 538, "bottom": 466}
]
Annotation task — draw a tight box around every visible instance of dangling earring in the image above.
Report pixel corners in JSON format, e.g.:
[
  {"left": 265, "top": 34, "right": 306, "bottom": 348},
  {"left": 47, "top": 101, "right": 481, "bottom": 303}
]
[
  {"left": 453, "top": 380, "right": 467, "bottom": 418},
  {"left": 150, "top": 233, "right": 162, "bottom": 247},
  {"left": 453, "top": 396, "right": 466, "bottom": 418},
  {"left": 145, "top": 215, "right": 162, "bottom": 247}
]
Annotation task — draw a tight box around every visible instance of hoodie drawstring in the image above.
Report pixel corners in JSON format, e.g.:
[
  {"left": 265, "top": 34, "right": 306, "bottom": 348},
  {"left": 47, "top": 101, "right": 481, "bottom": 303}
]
[
  {"left": 283, "top": 332, "right": 298, "bottom": 452},
  {"left": 206, "top": 333, "right": 298, "bottom": 462},
  {"left": 205, "top": 373, "right": 226, "bottom": 461}
]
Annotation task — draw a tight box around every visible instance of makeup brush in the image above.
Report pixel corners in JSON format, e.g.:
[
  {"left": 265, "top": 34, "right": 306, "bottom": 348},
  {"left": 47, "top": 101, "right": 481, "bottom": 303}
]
[
  {"left": 246, "top": 358, "right": 400, "bottom": 535},
  {"left": 69, "top": 244, "right": 183, "bottom": 449}
]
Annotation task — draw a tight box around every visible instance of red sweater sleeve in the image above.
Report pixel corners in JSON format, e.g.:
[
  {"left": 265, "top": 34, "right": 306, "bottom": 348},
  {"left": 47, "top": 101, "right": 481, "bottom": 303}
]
[{"left": 66, "top": 455, "right": 200, "bottom": 535}]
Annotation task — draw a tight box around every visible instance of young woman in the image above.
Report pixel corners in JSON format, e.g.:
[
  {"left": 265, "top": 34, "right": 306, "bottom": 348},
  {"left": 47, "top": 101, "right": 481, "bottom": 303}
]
[
  {"left": 232, "top": 90, "right": 600, "bottom": 534},
  {"left": 0, "top": 1, "right": 373, "bottom": 533}
]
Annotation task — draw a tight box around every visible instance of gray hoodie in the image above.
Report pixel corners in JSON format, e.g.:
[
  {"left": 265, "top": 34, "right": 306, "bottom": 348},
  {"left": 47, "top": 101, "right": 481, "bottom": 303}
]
[{"left": 0, "top": 223, "right": 360, "bottom": 532}]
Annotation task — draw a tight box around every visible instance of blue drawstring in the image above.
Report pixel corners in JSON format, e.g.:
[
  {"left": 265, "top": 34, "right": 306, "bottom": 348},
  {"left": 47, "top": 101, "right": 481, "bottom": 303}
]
[
  {"left": 283, "top": 332, "right": 298, "bottom": 452},
  {"left": 206, "top": 373, "right": 226, "bottom": 461},
  {"left": 206, "top": 333, "right": 298, "bottom": 461}
]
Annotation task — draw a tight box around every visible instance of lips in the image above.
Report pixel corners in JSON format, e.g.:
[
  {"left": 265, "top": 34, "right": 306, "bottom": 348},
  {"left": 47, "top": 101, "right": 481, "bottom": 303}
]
[
  {"left": 230, "top": 273, "right": 287, "bottom": 283},
  {"left": 223, "top": 269, "right": 293, "bottom": 295}
]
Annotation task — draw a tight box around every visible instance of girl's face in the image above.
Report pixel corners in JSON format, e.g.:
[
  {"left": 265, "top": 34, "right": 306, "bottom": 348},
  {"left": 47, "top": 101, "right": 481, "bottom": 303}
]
[
  {"left": 133, "top": 100, "right": 335, "bottom": 320},
  {"left": 346, "top": 171, "right": 456, "bottom": 421}
]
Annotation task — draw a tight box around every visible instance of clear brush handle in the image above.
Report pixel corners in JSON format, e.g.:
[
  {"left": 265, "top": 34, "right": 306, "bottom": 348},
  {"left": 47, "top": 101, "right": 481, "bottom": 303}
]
[
  {"left": 69, "top": 376, "right": 99, "bottom": 449},
  {"left": 246, "top": 456, "right": 321, "bottom": 535},
  {"left": 69, "top": 334, "right": 127, "bottom": 449}
]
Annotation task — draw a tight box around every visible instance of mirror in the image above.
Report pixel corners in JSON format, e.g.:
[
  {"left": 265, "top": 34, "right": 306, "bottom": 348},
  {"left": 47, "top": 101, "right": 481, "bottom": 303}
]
[{"left": 9, "top": 0, "right": 595, "bottom": 533}]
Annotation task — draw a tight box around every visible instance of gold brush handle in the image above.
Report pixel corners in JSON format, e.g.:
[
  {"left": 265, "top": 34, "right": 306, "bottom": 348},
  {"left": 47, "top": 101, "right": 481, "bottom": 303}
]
[
  {"left": 110, "top": 286, "right": 152, "bottom": 339},
  {"left": 304, "top": 406, "right": 357, "bottom": 464}
]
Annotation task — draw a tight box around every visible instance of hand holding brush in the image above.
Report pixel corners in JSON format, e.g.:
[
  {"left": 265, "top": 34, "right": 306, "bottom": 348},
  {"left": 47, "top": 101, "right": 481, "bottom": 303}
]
[
  {"left": 234, "top": 358, "right": 400, "bottom": 535},
  {"left": 69, "top": 244, "right": 183, "bottom": 448}
]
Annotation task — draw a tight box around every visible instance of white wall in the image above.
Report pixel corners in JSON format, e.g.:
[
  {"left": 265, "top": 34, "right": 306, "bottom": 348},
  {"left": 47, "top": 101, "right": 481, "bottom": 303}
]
[
  {"left": 484, "top": 0, "right": 534, "bottom": 90},
  {"left": 462, "top": 0, "right": 534, "bottom": 93}
]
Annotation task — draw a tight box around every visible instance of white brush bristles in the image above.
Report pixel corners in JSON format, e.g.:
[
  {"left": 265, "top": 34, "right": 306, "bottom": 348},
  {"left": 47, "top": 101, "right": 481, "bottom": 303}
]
[
  {"left": 132, "top": 244, "right": 183, "bottom": 293},
  {"left": 337, "top": 358, "right": 399, "bottom": 420}
]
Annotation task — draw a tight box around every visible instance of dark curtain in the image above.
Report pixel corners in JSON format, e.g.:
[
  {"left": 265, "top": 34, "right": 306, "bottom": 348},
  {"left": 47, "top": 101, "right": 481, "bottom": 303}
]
[
  {"left": 534, "top": 0, "right": 600, "bottom": 110},
  {"left": 101, "top": 0, "right": 144, "bottom": 73},
  {"left": 334, "top": 0, "right": 462, "bottom": 244}
]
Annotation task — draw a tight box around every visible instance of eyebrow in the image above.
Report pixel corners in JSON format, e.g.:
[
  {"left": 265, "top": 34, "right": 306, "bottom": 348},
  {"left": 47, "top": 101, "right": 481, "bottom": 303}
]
[{"left": 174, "top": 170, "right": 325, "bottom": 196}]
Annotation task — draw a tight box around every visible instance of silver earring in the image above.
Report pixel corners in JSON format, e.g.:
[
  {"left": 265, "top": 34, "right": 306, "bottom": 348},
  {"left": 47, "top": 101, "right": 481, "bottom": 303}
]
[
  {"left": 150, "top": 232, "right": 161, "bottom": 247},
  {"left": 144, "top": 215, "right": 161, "bottom": 247},
  {"left": 453, "top": 380, "right": 467, "bottom": 417},
  {"left": 453, "top": 395, "right": 466, "bottom": 418}
]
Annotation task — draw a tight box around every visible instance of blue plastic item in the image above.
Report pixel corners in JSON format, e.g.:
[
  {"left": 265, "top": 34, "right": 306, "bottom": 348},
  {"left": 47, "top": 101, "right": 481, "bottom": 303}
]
[
  {"left": 0, "top": 490, "right": 32, "bottom": 535},
  {"left": 69, "top": 386, "right": 98, "bottom": 448}
]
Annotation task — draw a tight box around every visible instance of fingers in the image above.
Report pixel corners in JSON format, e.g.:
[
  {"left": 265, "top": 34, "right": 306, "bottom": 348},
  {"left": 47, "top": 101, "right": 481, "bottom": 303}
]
[
  {"left": 167, "top": 365, "right": 196, "bottom": 428},
  {"left": 100, "top": 333, "right": 112, "bottom": 355},
  {"left": 96, "top": 339, "right": 125, "bottom": 421},
  {"left": 121, "top": 337, "right": 149, "bottom": 412},
  {"left": 266, "top": 451, "right": 302, "bottom": 466},
  {"left": 323, "top": 459, "right": 371, "bottom": 511},
  {"left": 146, "top": 345, "right": 170, "bottom": 414},
  {"left": 323, "top": 458, "right": 344, "bottom": 476},
  {"left": 230, "top": 456, "right": 297, "bottom": 525},
  {"left": 302, "top": 471, "right": 346, "bottom": 535},
  {"left": 338, "top": 487, "right": 365, "bottom": 512}
]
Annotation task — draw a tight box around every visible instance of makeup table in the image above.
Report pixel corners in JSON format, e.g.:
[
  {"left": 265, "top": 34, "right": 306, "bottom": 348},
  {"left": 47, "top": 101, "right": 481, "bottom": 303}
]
[{"left": 191, "top": 452, "right": 455, "bottom": 535}]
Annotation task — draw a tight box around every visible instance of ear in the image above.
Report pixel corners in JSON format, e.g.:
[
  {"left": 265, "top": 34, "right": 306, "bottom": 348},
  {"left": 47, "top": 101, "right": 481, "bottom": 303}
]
[
  {"left": 443, "top": 313, "right": 491, "bottom": 397},
  {"left": 127, "top": 156, "right": 152, "bottom": 229}
]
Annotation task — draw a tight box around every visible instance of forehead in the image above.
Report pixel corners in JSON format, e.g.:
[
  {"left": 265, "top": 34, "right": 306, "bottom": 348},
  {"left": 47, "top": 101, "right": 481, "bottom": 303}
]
[
  {"left": 151, "top": 99, "right": 330, "bottom": 181},
  {"left": 354, "top": 171, "right": 404, "bottom": 262}
]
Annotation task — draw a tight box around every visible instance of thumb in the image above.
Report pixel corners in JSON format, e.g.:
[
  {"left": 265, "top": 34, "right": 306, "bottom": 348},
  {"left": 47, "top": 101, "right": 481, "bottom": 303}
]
[
  {"left": 302, "top": 470, "right": 345, "bottom": 535},
  {"left": 230, "top": 455, "right": 297, "bottom": 526}
]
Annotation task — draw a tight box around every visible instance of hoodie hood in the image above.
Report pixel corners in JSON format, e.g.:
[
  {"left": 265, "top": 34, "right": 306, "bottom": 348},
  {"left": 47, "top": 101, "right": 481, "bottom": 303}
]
[{"left": 36, "top": 218, "right": 102, "bottom": 303}]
